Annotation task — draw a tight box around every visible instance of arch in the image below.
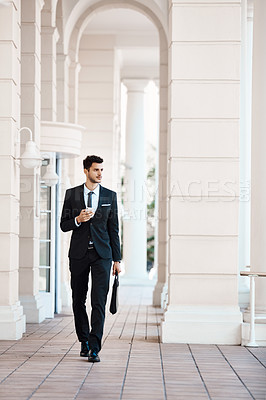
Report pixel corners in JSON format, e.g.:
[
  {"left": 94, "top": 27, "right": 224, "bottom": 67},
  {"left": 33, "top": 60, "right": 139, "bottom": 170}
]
[
  {"left": 65, "top": 0, "right": 168, "bottom": 61},
  {"left": 63, "top": 0, "right": 169, "bottom": 301},
  {"left": 56, "top": 0, "right": 63, "bottom": 38}
]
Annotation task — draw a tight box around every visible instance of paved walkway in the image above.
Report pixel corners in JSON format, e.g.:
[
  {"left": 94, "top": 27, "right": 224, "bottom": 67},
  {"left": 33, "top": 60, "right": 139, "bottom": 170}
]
[{"left": 0, "top": 285, "right": 266, "bottom": 400}]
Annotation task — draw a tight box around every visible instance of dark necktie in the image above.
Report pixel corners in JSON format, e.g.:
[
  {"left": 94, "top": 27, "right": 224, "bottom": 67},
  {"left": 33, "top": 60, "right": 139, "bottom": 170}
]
[
  {"left": 87, "top": 192, "right": 94, "bottom": 248},
  {"left": 87, "top": 191, "right": 94, "bottom": 208}
]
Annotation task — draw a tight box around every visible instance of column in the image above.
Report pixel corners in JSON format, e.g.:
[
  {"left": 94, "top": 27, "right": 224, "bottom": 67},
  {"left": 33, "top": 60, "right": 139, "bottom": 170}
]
[
  {"left": 57, "top": 54, "right": 70, "bottom": 122},
  {"left": 123, "top": 79, "right": 148, "bottom": 281},
  {"left": 77, "top": 35, "right": 117, "bottom": 187},
  {"left": 19, "top": 0, "right": 45, "bottom": 323},
  {"left": 153, "top": 57, "right": 169, "bottom": 307},
  {"left": 69, "top": 60, "right": 80, "bottom": 124},
  {"left": 238, "top": 0, "right": 251, "bottom": 308},
  {"left": 249, "top": 0, "right": 266, "bottom": 318},
  {"left": 41, "top": 1, "right": 58, "bottom": 121},
  {"left": 0, "top": 0, "right": 26, "bottom": 339},
  {"left": 162, "top": 1, "right": 242, "bottom": 344}
]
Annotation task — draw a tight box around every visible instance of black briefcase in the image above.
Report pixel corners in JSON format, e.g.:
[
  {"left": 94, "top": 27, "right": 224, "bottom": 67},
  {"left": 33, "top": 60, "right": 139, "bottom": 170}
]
[{"left": 109, "top": 271, "right": 119, "bottom": 314}]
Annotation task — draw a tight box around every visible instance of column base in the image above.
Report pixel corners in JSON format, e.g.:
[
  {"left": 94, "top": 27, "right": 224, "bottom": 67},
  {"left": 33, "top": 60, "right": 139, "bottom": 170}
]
[
  {"left": 161, "top": 306, "right": 242, "bottom": 344},
  {"left": 161, "top": 283, "right": 168, "bottom": 309},
  {"left": 153, "top": 281, "right": 165, "bottom": 306},
  {"left": 0, "top": 302, "right": 26, "bottom": 340},
  {"left": 20, "top": 294, "right": 45, "bottom": 323},
  {"left": 241, "top": 322, "right": 266, "bottom": 346},
  {"left": 153, "top": 281, "right": 168, "bottom": 308}
]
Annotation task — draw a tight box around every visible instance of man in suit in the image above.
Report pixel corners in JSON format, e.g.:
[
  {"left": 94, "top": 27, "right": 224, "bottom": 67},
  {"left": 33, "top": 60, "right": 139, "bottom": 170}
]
[{"left": 60, "top": 155, "right": 121, "bottom": 362}]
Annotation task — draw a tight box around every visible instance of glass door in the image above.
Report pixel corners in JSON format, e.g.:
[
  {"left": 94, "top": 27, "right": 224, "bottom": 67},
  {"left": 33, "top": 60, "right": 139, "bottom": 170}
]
[{"left": 39, "top": 154, "right": 56, "bottom": 318}]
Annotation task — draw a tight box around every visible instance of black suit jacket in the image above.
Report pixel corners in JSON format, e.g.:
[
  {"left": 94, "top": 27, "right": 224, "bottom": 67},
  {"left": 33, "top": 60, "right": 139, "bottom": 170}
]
[{"left": 60, "top": 184, "right": 121, "bottom": 261}]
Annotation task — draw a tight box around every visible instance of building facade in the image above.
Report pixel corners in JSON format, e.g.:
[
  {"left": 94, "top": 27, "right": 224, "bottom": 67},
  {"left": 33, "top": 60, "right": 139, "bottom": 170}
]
[{"left": 0, "top": 0, "right": 265, "bottom": 345}]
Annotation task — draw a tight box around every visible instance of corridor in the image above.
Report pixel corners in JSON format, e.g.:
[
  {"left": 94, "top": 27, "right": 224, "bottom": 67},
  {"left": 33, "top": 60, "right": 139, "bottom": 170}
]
[{"left": 0, "top": 285, "right": 265, "bottom": 400}]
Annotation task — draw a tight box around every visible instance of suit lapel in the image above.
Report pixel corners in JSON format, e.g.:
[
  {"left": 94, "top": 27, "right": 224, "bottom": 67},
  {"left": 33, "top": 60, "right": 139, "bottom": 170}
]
[
  {"left": 94, "top": 185, "right": 103, "bottom": 216},
  {"left": 93, "top": 185, "right": 110, "bottom": 218},
  {"left": 78, "top": 184, "right": 110, "bottom": 217},
  {"left": 79, "top": 185, "right": 86, "bottom": 209}
]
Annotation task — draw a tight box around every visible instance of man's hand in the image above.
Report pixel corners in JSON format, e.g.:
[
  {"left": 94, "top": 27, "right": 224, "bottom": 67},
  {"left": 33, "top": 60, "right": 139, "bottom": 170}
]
[
  {"left": 112, "top": 261, "right": 121, "bottom": 276},
  {"left": 76, "top": 209, "right": 94, "bottom": 224}
]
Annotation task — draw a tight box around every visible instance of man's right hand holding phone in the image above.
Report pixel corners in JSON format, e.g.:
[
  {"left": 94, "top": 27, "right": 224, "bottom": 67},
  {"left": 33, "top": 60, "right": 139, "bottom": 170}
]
[{"left": 76, "top": 208, "right": 94, "bottom": 224}]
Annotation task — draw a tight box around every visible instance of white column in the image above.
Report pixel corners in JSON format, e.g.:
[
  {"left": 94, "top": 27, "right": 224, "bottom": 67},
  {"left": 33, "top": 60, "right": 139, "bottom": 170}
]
[
  {"left": 76, "top": 35, "right": 117, "bottom": 188},
  {"left": 41, "top": 2, "right": 58, "bottom": 121},
  {"left": 0, "top": 0, "right": 26, "bottom": 339},
  {"left": 69, "top": 60, "right": 80, "bottom": 124},
  {"left": 19, "top": 0, "right": 45, "bottom": 323},
  {"left": 57, "top": 54, "right": 70, "bottom": 122},
  {"left": 123, "top": 79, "right": 148, "bottom": 281},
  {"left": 162, "top": 1, "right": 242, "bottom": 344},
  {"left": 238, "top": 0, "right": 251, "bottom": 308},
  {"left": 249, "top": 0, "right": 266, "bottom": 317},
  {"left": 153, "top": 68, "right": 169, "bottom": 307}
]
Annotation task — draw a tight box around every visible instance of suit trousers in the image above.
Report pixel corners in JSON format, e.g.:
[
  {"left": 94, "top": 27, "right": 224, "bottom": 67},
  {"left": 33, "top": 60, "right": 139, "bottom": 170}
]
[{"left": 69, "top": 248, "right": 112, "bottom": 352}]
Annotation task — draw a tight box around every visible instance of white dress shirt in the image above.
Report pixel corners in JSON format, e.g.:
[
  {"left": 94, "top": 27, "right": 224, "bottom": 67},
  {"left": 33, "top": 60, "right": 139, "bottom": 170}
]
[
  {"left": 75, "top": 184, "right": 100, "bottom": 226},
  {"left": 83, "top": 183, "right": 100, "bottom": 212}
]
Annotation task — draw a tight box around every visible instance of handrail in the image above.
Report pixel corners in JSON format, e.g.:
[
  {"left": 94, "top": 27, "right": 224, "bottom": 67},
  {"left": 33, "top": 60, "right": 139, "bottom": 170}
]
[
  {"left": 240, "top": 271, "right": 266, "bottom": 277},
  {"left": 240, "top": 268, "right": 266, "bottom": 347}
]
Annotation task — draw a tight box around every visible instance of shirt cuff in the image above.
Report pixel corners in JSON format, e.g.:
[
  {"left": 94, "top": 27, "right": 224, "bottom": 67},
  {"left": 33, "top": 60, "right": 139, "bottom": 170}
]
[{"left": 75, "top": 217, "right": 81, "bottom": 227}]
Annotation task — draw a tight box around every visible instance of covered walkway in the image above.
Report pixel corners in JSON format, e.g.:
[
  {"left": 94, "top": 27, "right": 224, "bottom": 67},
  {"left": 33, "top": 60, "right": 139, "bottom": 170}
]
[{"left": 0, "top": 286, "right": 265, "bottom": 400}]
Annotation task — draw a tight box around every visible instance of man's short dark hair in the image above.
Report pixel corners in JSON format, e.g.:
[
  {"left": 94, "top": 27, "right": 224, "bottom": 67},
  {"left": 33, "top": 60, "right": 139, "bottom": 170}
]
[{"left": 83, "top": 155, "right": 103, "bottom": 171}]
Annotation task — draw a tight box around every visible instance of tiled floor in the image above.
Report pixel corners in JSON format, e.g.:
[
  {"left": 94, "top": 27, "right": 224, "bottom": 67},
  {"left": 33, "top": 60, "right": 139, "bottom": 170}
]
[{"left": 0, "top": 285, "right": 265, "bottom": 400}]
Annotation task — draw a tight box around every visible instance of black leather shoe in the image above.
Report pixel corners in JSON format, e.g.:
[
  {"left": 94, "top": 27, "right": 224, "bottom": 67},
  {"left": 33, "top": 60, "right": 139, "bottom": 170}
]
[
  {"left": 80, "top": 341, "right": 89, "bottom": 357},
  {"left": 88, "top": 349, "right": 100, "bottom": 363}
]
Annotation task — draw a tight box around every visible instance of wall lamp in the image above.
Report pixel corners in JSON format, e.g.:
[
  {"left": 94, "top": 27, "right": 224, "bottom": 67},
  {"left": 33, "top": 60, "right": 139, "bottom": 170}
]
[
  {"left": 19, "top": 127, "right": 43, "bottom": 169},
  {"left": 42, "top": 155, "right": 59, "bottom": 187}
]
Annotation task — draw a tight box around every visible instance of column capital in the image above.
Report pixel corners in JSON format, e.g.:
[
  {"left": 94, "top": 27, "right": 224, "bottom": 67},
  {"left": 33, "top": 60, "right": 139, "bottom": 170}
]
[{"left": 123, "top": 79, "right": 149, "bottom": 93}]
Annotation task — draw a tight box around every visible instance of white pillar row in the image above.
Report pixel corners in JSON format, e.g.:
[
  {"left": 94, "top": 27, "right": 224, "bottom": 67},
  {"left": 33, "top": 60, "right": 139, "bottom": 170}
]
[
  {"left": 162, "top": 1, "right": 242, "bottom": 344},
  {"left": 0, "top": 0, "right": 26, "bottom": 339},
  {"left": 41, "top": 2, "right": 59, "bottom": 121},
  {"left": 249, "top": 0, "right": 266, "bottom": 318},
  {"left": 19, "top": 0, "right": 45, "bottom": 323},
  {"left": 122, "top": 79, "right": 148, "bottom": 281},
  {"left": 153, "top": 52, "right": 169, "bottom": 307}
]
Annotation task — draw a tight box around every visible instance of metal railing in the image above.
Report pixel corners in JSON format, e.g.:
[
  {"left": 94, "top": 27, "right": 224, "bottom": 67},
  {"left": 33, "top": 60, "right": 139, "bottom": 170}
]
[{"left": 240, "top": 269, "right": 266, "bottom": 347}]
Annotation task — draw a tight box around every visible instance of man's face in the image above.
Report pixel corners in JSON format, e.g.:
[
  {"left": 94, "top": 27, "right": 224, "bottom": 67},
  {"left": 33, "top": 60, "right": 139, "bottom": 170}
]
[{"left": 85, "top": 162, "right": 103, "bottom": 184}]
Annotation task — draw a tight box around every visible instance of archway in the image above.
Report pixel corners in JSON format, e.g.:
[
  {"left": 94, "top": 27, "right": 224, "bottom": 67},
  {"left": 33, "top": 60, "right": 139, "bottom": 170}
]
[{"left": 65, "top": 0, "right": 168, "bottom": 302}]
